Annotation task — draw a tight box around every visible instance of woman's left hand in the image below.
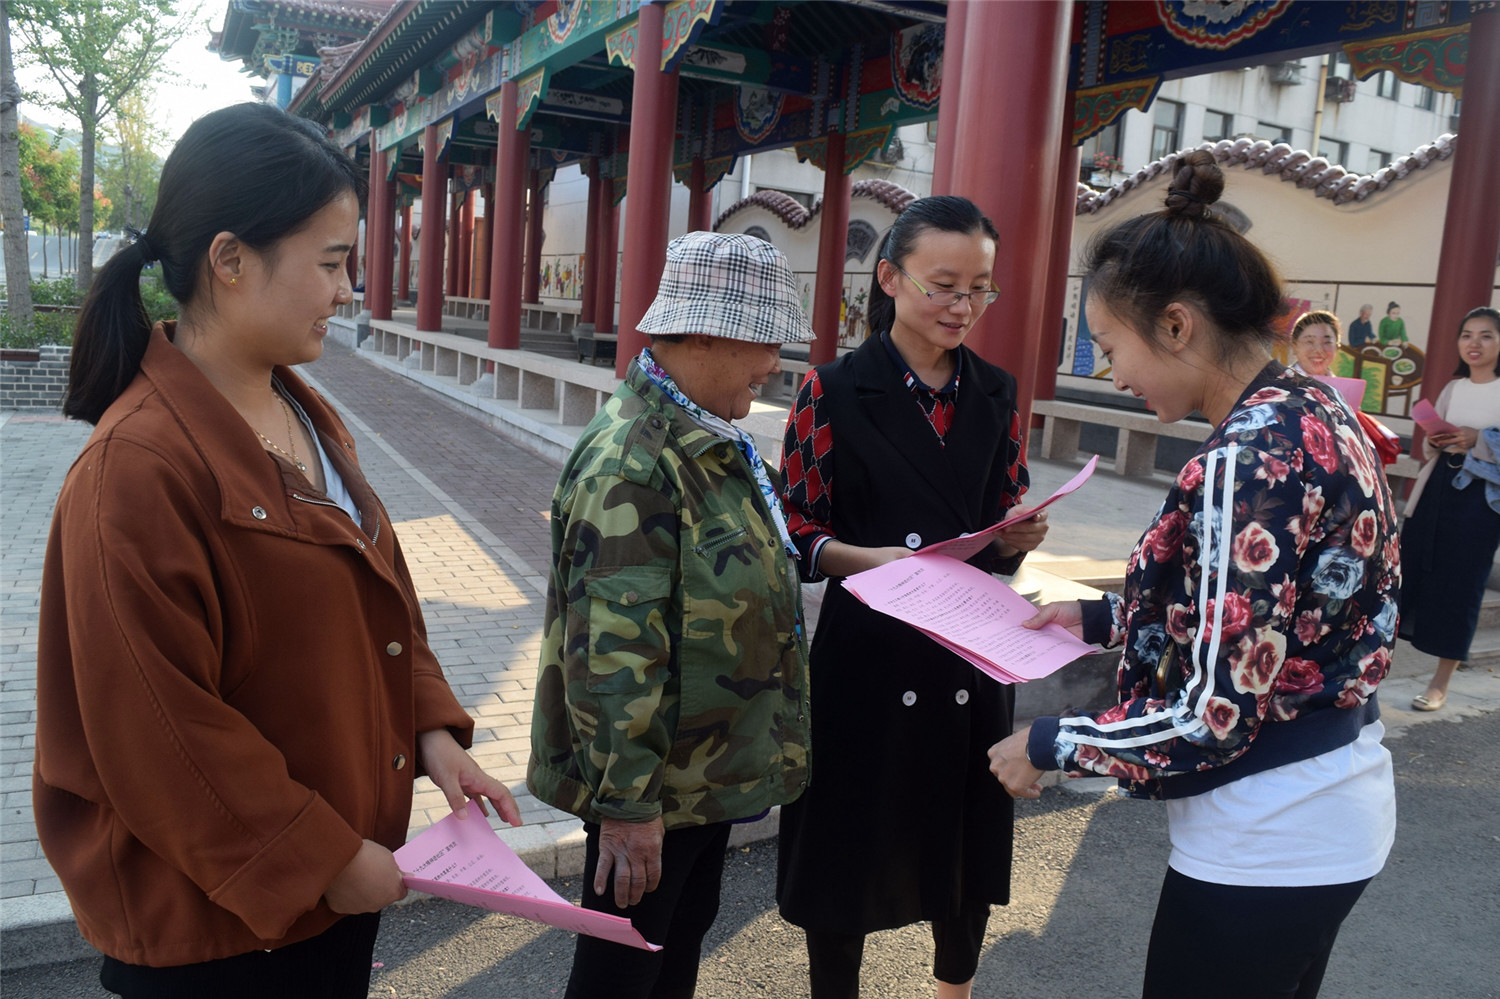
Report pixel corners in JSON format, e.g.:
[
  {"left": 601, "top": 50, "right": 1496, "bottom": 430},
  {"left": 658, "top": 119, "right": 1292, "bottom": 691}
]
[
  {"left": 995, "top": 506, "right": 1049, "bottom": 557},
  {"left": 417, "top": 728, "right": 523, "bottom": 826},
  {"left": 1430, "top": 426, "right": 1479, "bottom": 453},
  {"left": 988, "top": 726, "right": 1044, "bottom": 800}
]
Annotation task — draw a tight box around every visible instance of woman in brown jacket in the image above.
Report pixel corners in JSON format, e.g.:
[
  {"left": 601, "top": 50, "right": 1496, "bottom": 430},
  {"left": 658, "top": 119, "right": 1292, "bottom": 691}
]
[{"left": 35, "top": 103, "right": 519, "bottom": 998}]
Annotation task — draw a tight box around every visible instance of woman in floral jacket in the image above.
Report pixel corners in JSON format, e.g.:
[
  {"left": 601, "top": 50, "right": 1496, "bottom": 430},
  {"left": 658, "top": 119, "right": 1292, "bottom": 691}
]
[{"left": 989, "top": 151, "right": 1399, "bottom": 999}]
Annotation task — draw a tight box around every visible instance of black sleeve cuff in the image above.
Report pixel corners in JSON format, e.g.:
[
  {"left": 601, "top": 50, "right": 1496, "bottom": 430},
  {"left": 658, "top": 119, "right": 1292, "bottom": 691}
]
[
  {"left": 1026, "top": 716, "right": 1062, "bottom": 771},
  {"left": 1080, "top": 597, "right": 1115, "bottom": 647}
]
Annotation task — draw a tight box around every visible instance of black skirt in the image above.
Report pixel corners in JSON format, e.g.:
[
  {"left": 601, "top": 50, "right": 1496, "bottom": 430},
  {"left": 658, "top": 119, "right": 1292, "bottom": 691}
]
[{"left": 1399, "top": 458, "right": 1500, "bottom": 661}]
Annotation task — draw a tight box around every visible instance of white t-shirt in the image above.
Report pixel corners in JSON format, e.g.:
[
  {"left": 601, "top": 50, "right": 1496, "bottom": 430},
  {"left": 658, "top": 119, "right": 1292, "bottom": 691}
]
[{"left": 1164, "top": 720, "right": 1396, "bottom": 887}]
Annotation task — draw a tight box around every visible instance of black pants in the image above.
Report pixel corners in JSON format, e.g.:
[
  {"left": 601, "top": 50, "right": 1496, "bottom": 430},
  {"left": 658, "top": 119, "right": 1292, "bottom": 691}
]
[
  {"left": 99, "top": 911, "right": 380, "bottom": 999},
  {"left": 804, "top": 904, "right": 990, "bottom": 998},
  {"left": 565, "top": 821, "right": 732, "bottom": 999},
  {"left": 1142, "top": 869, "right": 1372, "bottom": 999}
]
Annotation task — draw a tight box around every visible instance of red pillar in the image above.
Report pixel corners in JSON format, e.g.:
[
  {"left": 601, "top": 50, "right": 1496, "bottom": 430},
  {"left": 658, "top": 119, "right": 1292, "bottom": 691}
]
[
  {"left": 458, "top": 189, "right": 476, "bottom": 298},
  {"left": 416, "top": 124, "right": 446, "bottom": 331},
  {"left": 366, "top": 146, "right": 396, "bottom": 320},
  {"left": 488, "top": 79, "right": 530, "bottom": 349},
  {"left": 593, "top": 176, "right": 619, "bottom": 337},
  {"left": 931, "top": 0, "right": 969, "bottom": 196},
  {"left": 522, "top": 169, "right": 543, "bottom": 303},
  {"left": 687, "top": 157, "right": 713, "bottom": 232},
  {"left": 949, "top": 0, "right": 1072, "bottom": 431},
  {"left": 579, "top": 159, "right": 602, "bottom": 325},
  {"left": 811, "top": 131, "right": 851, "bottom": 366},
  {"left": 1425, "top": 7, "right": 1500, "bottom": 407},
  {"left": 1032, "top": 136, "right": 1081, "bottom": 405},
  {"left": 398, "top": 204, "right": 412, "bottom": 303},
  {"left": 615, "top": 1, "right": 681, "bottom": 376}
]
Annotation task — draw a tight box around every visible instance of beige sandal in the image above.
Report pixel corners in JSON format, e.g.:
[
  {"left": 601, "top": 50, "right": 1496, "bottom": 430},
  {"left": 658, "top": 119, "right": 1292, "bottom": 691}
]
[{"left": 1411, "top": 691, "right": 1446, "bottom": 712}]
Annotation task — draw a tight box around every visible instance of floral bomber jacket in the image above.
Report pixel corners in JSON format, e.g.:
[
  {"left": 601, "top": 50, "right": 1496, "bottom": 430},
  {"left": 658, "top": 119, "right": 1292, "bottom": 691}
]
[{"left": 1027, "top": 363, "right": 1402, "bottom": 799}]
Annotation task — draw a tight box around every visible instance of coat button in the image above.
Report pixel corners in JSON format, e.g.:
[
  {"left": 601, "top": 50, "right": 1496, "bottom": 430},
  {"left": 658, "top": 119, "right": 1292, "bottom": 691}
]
[
  {"left": 902, "top": 690, "right": 917, "bottom": 706},
  {"left": 392, "top": 754, "right": 406, "bottom": 771},
  {"left": 955, "top": 689, "right": 970, "bottom": 705},
  {"left": 905, "top": 532, "right": 921, "bottom": 548},
  {"left": 386, "top": 642, "right": 403, "bottom": 656},
  {"left": 251, "top": 506, "right": 267, "bottom": 520},
  {"left": 623, "top": 591, "right": 639, "bottom": 605}
]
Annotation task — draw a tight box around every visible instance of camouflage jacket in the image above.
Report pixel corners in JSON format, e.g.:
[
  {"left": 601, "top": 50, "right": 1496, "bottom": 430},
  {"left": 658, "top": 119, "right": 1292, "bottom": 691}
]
[{"left": 527, "top": 361, "right": 811, "bottom": 829}]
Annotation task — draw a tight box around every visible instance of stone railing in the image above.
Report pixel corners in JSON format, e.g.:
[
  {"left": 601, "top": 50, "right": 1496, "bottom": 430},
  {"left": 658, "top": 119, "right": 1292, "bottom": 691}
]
[
  {"left": 358, "top": 318, "right": 794, "bottom": 463},
  {"left": 1034, "top": 397, "right": 1424, "bottom": 484}
]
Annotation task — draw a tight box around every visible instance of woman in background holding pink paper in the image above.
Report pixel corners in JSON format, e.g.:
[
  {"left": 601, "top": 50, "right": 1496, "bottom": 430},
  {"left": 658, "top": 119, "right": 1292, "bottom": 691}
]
[
  {"left": 1289, "top": 310, "right": 1401, "bottom": 466},
  {"left": 1400, "top": 306, "right": 1500, "bottom": 711},
  {"left": 777, "top": 195, "right": 1048, "bottom": 999}
]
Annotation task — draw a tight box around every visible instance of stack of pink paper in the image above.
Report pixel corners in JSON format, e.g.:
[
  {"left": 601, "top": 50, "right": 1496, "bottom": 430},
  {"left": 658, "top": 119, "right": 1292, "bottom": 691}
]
[{"left": 842, "top": 552, "right": 1096, "bottom": 684}]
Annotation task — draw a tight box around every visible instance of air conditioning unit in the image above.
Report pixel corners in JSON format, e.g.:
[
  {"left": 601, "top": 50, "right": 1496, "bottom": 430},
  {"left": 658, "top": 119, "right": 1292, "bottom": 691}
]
[
  {"left": 1268, "top": 61, "right": 1304, "bottom": 85},
  {"left": 1324, "top": 77, "right": 1357, "bottom": 103},
  {"left": 874, "top": 136, "right": 904, "bottom": 164}
]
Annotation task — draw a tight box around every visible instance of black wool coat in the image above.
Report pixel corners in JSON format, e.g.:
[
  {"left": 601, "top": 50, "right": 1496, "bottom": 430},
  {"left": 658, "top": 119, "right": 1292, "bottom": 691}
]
[{"left": 776, "top": 334, "right": 1026, "bottom": 933}]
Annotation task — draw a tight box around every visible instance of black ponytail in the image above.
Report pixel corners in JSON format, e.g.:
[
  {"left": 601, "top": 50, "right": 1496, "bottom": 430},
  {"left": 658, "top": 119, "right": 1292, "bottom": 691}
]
[
  {"left": 64, "top": 103, "right": 366, "bottom": 424},
  {"left": 866, "top": 195, "right": 999, "bottom": 337}
]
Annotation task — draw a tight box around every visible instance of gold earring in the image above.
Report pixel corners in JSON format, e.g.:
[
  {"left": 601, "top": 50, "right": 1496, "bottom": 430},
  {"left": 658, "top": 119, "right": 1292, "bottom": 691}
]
[{"left": 230, "top": 277, "right": 237, "bottom": 286}]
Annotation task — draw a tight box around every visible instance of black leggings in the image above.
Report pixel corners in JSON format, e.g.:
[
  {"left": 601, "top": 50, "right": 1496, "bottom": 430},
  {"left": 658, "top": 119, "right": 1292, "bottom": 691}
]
[
  {"left": 565, "top": 821, "right": 732, "bottom": 999},
  {"left": 805, "top": 904, "right": 990, "bottom": 998},
  {"left": 1143, "top": 868, "right": 1372, "bottom": 999},
  {"left": 99, "top": 911, "right": 380, "bottom": 999}
]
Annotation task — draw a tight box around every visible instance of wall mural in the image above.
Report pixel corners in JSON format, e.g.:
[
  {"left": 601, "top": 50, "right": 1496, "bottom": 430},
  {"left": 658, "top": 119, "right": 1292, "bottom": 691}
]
[{"left": 1063, "top": 277, "right": 1433, "bottom": 420}]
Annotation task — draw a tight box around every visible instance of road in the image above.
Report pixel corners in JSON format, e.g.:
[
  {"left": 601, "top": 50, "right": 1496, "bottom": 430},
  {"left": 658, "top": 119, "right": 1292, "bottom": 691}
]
[{"left": 7, "top": 706, "right": 1497, "bottom": 998}]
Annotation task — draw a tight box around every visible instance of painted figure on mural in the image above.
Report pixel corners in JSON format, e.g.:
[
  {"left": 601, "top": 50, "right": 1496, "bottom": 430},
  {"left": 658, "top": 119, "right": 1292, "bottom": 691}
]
[
  {"left": 1378, "top": 301, "right": 1408, "bottom": 345},
  {"left": 1348, "top": 303, "right": 1375, "bottom": 346}
]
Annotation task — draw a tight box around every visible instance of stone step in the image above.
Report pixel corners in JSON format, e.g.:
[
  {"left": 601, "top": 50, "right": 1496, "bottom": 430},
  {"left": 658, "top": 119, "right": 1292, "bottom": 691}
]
[{"left": 1482, "top": 594, "right": 1500, "bottom": 631}]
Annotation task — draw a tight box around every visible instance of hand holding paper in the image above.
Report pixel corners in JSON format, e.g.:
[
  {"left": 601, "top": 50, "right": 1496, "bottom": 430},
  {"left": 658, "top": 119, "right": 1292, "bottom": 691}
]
[
  {"left": 1412, "top": 398, "right": 1458, "bottom": 437},
  {"left": 394, "top": 810, "right": 662, "bottom": 952},
  {"left": 842, "top": 554, "right": 1096, "bottom": 684},
  {"left": 917, "top": 456, "right": 1097, "bottom": 563}
]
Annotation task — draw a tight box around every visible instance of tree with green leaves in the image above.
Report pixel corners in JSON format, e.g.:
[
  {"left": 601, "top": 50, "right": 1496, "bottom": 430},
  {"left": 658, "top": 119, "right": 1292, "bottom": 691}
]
[
  {"left": 11, "top": 0, "right": 193, "bottom": 289},
  {"left": 17, "top": 122, "right": 76, "bottom": 278},
  {"left": 97, "top": 89, "right": 163, "bottom": 233},
  {"left": 1, "top": 0, "right": 34, "bottom": 320}
]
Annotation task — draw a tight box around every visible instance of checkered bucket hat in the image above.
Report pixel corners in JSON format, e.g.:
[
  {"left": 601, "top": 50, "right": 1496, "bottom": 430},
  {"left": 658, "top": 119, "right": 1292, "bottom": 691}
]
[{"left": 636, "top": 231, "right": 815, "bottom": 344}]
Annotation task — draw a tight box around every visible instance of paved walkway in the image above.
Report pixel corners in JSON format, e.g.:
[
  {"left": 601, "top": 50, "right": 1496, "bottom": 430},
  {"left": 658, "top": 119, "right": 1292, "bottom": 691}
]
[{"left": 3, "top": 339, "right": 1496, "bottom": 968}]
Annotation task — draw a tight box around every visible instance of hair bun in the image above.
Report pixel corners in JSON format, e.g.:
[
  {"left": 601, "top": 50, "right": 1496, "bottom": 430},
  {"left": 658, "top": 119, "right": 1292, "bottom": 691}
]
[{"left": 1164, "top": 149, "right": 1223, "bottom": 219}]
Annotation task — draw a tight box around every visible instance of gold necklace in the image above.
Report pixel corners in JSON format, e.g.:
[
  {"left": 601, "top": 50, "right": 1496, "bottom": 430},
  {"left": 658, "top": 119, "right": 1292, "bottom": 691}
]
[{"left": 256, "top": 392, "right": 307, "bottom": 472}]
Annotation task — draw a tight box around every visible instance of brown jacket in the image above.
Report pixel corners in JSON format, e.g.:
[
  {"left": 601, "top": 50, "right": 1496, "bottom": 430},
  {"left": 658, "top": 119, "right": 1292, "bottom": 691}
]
[{"left": 34, "top": 323, "right": 473, "bottom": 966}]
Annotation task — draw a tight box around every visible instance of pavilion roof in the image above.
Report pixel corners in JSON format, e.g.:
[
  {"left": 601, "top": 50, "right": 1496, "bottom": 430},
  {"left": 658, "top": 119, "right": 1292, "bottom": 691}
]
[
  {"left": 1076, "top": 134, "right": 1460, "bottom": 214},
  {"left": 210, "top": 0, "right": 397, "bottom": 75}
]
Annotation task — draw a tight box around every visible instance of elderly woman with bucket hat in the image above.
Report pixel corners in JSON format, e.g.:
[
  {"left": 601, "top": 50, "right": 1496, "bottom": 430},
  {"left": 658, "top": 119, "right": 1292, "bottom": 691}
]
[{"left": 528, "top": 231, "right": 813, "bottom": 998}]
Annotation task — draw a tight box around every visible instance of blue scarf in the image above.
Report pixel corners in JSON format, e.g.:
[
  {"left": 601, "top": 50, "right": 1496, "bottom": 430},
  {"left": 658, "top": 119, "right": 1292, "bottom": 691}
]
[{"left": 637, "top": 348, "right": 797, "bottom": 559}]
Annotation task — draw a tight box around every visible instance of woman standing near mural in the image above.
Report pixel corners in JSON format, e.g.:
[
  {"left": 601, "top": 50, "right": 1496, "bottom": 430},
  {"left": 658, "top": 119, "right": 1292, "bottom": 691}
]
[
  {"left": 1402, "top": 306, "right": 1500, "bottom": 711},
  {"left": 777, "top": 195, "right": 1049, "bottom": 999}
]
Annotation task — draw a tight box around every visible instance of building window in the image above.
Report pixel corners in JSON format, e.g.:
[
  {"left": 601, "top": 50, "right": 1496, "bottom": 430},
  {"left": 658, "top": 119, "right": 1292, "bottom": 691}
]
[
  {"left": 1080, "top": 120, "right": 1123, "bottom": 183},
  {"left": 1330, "top": 52, "right": 1354, "bottom": 80},
  {"left": 1151, "top": 99, "right": 1183, "bottom": 160},
  {"left": 1257, "top": 122, "right": 1292, "bottom": 145},
  {"left": 1318, "top": 138, "right": 1348, "bottom": 166},
  {"left": 1376, "top": 71, "right": 1400, "bottom": 100},
  {"left": 926, "top": 119, "right": 938, "bottom": 144},
  {"left": 1202, "top": 110, "right": 1233, "bottom": 143},
  {"left": 1368, "top": 149, "right": 1392, "bottom": 173},
  {"left": 1416, "top": 86, "right": 1436, "bottom": 111}
]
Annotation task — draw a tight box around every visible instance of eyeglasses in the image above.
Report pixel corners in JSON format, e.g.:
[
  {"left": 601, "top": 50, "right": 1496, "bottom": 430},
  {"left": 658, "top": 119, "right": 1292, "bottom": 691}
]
[{"left": 891, "top": 264, "right": 999, "bottom": 308}]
